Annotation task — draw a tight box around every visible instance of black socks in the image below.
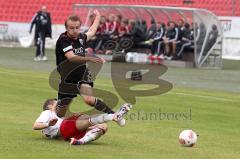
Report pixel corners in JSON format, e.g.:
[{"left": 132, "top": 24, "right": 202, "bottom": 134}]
[{"left": 94, "top": 98, "right": 115, "bottom": 114}]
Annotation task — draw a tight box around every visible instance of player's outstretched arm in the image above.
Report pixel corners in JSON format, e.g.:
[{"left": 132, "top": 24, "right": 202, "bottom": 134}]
[
  {"left": 86, "top": 10, "right": 101, "bottom": 41},
  {"left": 33, "top": 118, "right": 58, "bottom": 130}
]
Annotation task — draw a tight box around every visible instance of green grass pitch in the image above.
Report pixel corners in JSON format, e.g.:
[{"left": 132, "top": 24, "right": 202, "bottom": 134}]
[{"left": 0, "top": 47, "right": 239, "bottom": 159}]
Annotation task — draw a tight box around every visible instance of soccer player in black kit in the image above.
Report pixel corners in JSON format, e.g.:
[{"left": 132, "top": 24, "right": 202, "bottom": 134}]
[{"left": 55, "top": 10, "right": 130, "bottom": 126}]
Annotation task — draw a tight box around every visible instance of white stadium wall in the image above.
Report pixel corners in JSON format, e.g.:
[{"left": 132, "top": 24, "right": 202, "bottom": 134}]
[
  {"left": 219, "top": 16, "right": 240, "bottom": 60},
  {"left": 0, "top": 21, "right": 65, "bottom": 48},
  {"left": 1, "top": 16, "right": 240, "bottom": 60}
]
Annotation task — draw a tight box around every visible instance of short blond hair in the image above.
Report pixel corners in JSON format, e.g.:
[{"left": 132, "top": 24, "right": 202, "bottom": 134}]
[{"left": 65, "top": 15, "right": 81, "bottom": 28}]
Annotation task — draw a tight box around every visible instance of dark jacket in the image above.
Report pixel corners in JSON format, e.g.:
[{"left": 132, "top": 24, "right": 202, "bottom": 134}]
[{"left": 30, "top": 11, "right": 52, "bottom": 38}]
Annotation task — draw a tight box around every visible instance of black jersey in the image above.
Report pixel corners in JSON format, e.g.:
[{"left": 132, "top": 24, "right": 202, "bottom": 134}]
[
  {"left": 55, "top": 32, "right": 88, "bottom": 83},
  {"left": 56, "top": 32, "right": 87, "bottom": 66}
]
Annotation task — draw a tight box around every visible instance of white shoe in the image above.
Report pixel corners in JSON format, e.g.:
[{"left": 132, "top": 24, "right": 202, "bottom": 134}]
[
  {"left": 163, "top": 55, "right": 168, "bottom": 60},
  {"left": 166, "top": 56, "right": 173, "bottom": 60},
  {"left": 159, "top": 54, "right": 165, "bottom": 60},
  {"left": 34, "top": 56, "right": 41, "bottom": 61},
  {"left": 41, "top": 56, "right": 48, "bottom": 61},
  {"left": 114, "top": 103, "right": 132, "bottom": 126},
  {"left": 117, "top": 118, "right": 126, "bottom": 126},
  {"left": 160, "top": 54, "right": 165, "bottom": 60}
]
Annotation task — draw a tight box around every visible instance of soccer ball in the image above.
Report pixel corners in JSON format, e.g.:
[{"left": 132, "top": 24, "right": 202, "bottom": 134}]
[{"left": 179, "top": 130, "right": 198, "bottom": 147}]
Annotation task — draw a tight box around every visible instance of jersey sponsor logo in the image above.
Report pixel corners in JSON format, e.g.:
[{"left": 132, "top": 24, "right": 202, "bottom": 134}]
[
  {"left": 74, "top": 47, "right": 84, "bottom": 55},
  {"left": 63, "top": 45, "right": 73, "bottom": 52}
]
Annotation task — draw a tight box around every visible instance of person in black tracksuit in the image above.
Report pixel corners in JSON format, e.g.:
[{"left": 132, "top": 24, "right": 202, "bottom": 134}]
[
  {"left": 175, "top": 23, "right": 193, "bottom": 59},
  {"left": 128, "top": 20, "right": 146, "bottom": 45},
  {"left": 163, "top": 21, "right": 180, "bottom": 60},
  {"left": 146, "top": 19, "right": 157, "bottom": 40},
  {"left": 150, "top": 22, "right": 166, "bottom": 56},
  {"left": 30, "top": 6, "right": 52, "bottom": 61}
]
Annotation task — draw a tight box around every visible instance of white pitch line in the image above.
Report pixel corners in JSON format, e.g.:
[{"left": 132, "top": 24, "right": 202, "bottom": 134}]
[
  {"left": 92, "top": 83, "right": 239, "bottom": 102},
  {"left": 170, "top": 92, "right": 238, "bottom": 102}
]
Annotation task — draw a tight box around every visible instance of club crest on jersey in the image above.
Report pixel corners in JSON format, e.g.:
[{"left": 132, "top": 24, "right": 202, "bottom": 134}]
[{"left": 79, "top": 39, "right": 83, "bottom": 45}]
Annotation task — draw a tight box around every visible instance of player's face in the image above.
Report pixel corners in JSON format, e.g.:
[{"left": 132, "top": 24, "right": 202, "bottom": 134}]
[
  {"left": 41, "top": 6, "right": 47, "bottom": 13},
  {"left": 66, "top": 20, "right": 81, "bottom": 39},
  {"left": 178, "top": 20, "right": 184, "bottom": 27},
  {"left": 48, "top": 100, "right": 57, "bottom": 111},
  {"left": 100, "top": 16, "right": 106, "bottom": 23},
  {"left": 109, "top": 15, "right": 115, "bottom": 22},
  {"left": 170, "top": 22, "right": 175, "bottom": 29}
]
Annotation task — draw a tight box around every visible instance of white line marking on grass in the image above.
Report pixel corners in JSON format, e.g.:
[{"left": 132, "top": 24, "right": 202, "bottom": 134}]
[
  {"left": 171, "top": 92, "right": 238, "bottom": 102},
  {"left": 95, "top": 83, "right": 239, "bottom": 102}
]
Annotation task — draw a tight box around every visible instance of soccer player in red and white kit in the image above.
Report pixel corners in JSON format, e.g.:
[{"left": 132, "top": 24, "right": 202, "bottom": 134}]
[{"left": 33, "top": 99, "right": 132, "bottom": 145}]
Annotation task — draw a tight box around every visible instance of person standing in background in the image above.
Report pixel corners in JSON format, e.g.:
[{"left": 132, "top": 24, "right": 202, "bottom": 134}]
[{"left": 30, "top": 6, "right": 52, "bottom": 61}]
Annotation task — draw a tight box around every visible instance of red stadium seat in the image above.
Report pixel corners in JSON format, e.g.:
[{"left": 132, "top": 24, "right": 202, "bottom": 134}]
[{"left": 0, "top": 0, "right": 238, "bottom": 23}]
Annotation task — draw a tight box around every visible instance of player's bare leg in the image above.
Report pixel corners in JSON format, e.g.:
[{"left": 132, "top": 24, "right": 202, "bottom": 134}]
[
  {"left": 164, "top": 40, "right": 170, "bottom": 57},
  {"left": 172, "top": 42, "right": 177, "bottom": 57}
]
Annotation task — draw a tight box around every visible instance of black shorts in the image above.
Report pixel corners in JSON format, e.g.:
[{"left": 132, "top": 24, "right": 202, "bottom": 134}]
[{"left": 58, "top": 68, "right": 93, "bottom": 100}]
